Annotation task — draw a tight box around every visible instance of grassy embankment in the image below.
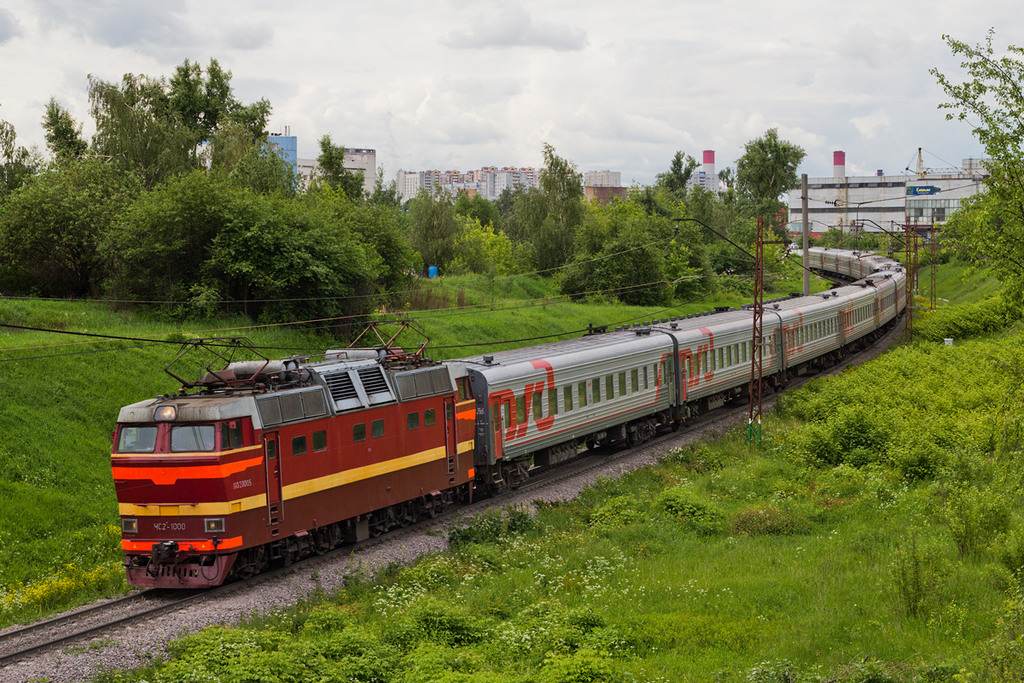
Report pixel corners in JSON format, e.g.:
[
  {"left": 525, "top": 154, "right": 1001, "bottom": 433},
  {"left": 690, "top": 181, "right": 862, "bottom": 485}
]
[
  {"left": 91, "top": 260, "right": 1024, "bottom": 682},
  {"left": 0, "top": 263, "right": 822, "bottom": 630}
]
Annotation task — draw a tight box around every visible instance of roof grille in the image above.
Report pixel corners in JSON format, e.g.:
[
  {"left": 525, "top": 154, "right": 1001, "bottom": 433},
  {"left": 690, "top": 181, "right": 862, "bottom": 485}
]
[
  {"left": 358, "top": 366, "right": 390, "bottom": 395},
  {"left": 323, "top": 372, "right": 357, "bottom": 402}
]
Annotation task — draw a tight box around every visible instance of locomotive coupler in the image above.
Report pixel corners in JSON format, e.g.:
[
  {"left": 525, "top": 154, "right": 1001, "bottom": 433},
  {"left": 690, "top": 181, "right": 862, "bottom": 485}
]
[{"left": 151, "top": 540, "right": 180, "bottom": 564}]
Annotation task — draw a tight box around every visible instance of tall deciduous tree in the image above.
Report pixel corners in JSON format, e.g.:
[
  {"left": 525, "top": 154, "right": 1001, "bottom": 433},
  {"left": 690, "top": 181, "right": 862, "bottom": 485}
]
[
  {"left": 736, "top": 128, "right": 805, "bottom": 237},
  {"left": 42, "top": 98, "right": 87, "bottom": 162},
  {"left": 0, "top": 158, "right": 140, "bottom": 296},
  {"left": 313, "top": 135, "right": 365, "bottom": 200},
  {"left": 0, "top": 116, "right": 38, "bottom": 200},
  {"left": 656, "top": 150, "right": 698, "bottom": 199},
  {"left": 408, "top": 190, "right": 462, "bottom": 273},
  {"left": 931, "top": 30, "right": 1024, "bottom": 304}
]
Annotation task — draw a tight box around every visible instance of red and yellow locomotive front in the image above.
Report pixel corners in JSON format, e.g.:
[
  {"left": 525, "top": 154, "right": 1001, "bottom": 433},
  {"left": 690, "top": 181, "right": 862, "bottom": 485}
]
[
  {"left": 112, "top": 395, "right": 264, "bottom": 587},
  {"left": 111, "top": 348, "right": 477, "bottom": 589}
]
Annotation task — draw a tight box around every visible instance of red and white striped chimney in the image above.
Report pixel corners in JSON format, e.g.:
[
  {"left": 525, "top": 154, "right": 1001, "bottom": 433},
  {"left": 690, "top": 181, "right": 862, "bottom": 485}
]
[
  {"left": 833, "top": 151, "right": 846, "bottom": 178},
  {"left": 703, "top": 150, "right": 715, "bottom": 178}
]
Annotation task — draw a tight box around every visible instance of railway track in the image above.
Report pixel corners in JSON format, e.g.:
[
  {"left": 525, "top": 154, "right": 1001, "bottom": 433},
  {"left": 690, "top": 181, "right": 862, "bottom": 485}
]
[{"left": 0, "top": 318, "right": 902, "bottom": 675}]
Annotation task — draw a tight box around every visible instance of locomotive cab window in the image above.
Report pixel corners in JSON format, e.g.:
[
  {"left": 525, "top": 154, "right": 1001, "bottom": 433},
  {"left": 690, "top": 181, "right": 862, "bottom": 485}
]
[
  {"left": 424, "top": 409, "right": 436, "bottom": 426},
  {"left": 117, "top": 426, "right": 158, "bottom": 453},
  {"left": 313, "top": 430, "right": 327, "bottom": 451},
  {"left": 353, "top": 423, "right": 367, "bottom": 442},
  {"left": 171, "top": 425, "right": 216, "bottom": 452},
  {"left": 372, "top": 419, "right": 384, "bottom": 438},
  {"left": 292, "top": 435, "right": 307, "bottom": 456},
  {"left": 221, "top": 421, "right": 243, "bottom": 449},
  {"left": 407, "top": 412, "right": 419, "bottom": 430}
]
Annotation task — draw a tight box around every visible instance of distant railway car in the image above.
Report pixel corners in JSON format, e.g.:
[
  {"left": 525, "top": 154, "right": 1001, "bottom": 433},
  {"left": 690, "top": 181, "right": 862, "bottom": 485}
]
[
  {"left": 112, "top": 249, "right": 906, "bottom": 587},
  {"left": 112, "top": 353, "right": 475, "bottom": 587}
]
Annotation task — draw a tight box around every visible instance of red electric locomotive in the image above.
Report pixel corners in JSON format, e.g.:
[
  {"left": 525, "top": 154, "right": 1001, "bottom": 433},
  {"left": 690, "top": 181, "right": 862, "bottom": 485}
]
[{"left": 111, "top": 342, "right": 476, "bottom": 588}]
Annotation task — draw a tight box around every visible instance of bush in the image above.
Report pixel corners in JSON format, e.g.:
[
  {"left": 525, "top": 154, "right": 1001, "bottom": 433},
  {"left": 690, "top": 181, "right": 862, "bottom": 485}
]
[
  {"left": 729, "top": 506, "right": 812, "bottom": 536},
  {"left": 447, "top": 505, "right": 535, "bottom": 547},
  {"left": 942, "top": 484, "right": 1011, "bottom": 557},
  {"left": 654, "top": 487, "right": 725, "bottom": 536},
  {"left": 663, "top": 443, "right": 726, "bottom": 473},
  {"left": 587, "top": 495, "right": 645, "bottom": 529}
]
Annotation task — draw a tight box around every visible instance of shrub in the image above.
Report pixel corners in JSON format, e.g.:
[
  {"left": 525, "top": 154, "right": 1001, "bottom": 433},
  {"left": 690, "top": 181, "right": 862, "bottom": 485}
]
[
  {"left": 447, "top": 505, "right": 535, "bottom": 547},
  {"left": 942, "top": 484, "right": 1011, "bottom": 557},
  {"left": 890, "top": 534, "right": 945, "bottom": 619},
  {"left": 729, "top": 506, "right": 812, "bottom": 536},
  {"left": 587, "top": 495, "right": 645, "bottom": 529},
  {"left": 409, "top": 598, "right": 487, "bottom": 646},
  {"left": 654, "top": 487, "right": 725, "bottom": 536},
  {"left": 663, "top": 442, "right": 726, "bottom": 473}
]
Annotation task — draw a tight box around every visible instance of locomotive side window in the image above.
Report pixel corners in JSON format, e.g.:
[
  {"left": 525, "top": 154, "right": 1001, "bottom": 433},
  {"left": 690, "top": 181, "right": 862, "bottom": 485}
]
[
  {"left": 313, "top": 430, "right": 327, "bottom": 451},
  {"left": 606, "top": 375, "right": 614, "bottom": 399},
  {"left": 171, "top": 425, "right": 216, "bottom": 452},
  {"left": 643, "top": 366, "right": 649, "bottom": 389},
  {"left": 532, "top": 392, "right": 542, "bottom": 419},
  {"left": 292, "top": 436, "right": 307, "bottom": 456},
  {"left": 592, "top": 381, "right": 600, "bottom": 404},
  {"left": 117, "top": 426, "right": 158, "bottom": 453},
  {"left": 457, "top": 377, "right": 473, "bottom": 401},
  {"left": 578, "top": 382, "right": 588, "bottom": 408},
  {"left": 424, "top": 409, "right": 436, "bottom": 426},
  {"left": 353, "top": 423, "right": 366, "bottom": 442},
  {"left": 618, "top": 372, "right": 626, "bottom": 396},
  {"left": 564, "top": 386, "right": 573, "bottom": 411},
  {"left": 516, "top": 395, "right": 526, "bottom": 424},
  {"left": 372, "top": 419, "right": 384, "bottom": 438},
  {"left": 407, "top": 412, "right": 419, "bottom": 430},
  {"left": 548, "top": 390, "right": 558, "bottom": 416},
  {"left": 221, "top": 421, "right": 243, "bottom": 449}
]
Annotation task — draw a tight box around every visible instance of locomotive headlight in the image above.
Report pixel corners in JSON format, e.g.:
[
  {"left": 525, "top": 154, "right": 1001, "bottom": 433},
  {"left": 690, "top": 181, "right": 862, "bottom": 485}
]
[
  {"left": 204, "top": 518, "right": 225, "bottom": 534},
  {"left": 154, "top": 404, "right": 177, "bottom": 421},
  {"left": 122, "top": 518, "right": 138, "bottom": 534}
]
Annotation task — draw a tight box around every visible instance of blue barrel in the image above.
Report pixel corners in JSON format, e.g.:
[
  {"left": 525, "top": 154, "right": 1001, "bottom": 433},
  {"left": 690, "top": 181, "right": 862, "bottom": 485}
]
[{"left": 428, "top": 265, "right": 438, "bottom": 278}]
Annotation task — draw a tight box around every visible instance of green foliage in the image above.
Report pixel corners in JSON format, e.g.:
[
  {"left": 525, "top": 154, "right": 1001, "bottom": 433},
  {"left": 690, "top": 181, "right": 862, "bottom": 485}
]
[
  {"left": 890, "top": 533, "right": 946, "bottom": 619},
  {"left": 736, "top": 128, "right": 806, "bottom": 238},
  {"left": 0, "top": 118, "right": 40, "bottom": 200},
  {"left": 448, "top": 506, "right": 535, "bottom": 547},
  {"left": 313, "top": 134, "right": 365, "bottom": 200},
  {"left": 0, "top": 157, "right": 141, "bottom": 296},
  {"left": 42, "top": 97, "right": 88, "bottom": 162},
  {"left": 664, "top": 443, "right": 726, "bottom": 473},
  {"left": 932, "top": 31, "right": 1024, "bottom": 306},
  {"left": 654, "top": 486, "right": 725, "bottom": 535},
  {"left": 409, "top": 190, "right": 463, "bottom": 274},
  {"left": 655, "top": 150, "right": 698, "bottom": 200},
  {"left": 914, "top": 295, "right": 1017, "bottom": 342},
  {"left": 728, "top": 506, "right": 812, "bottom": 536},
  {"left": 942, "top": 484, "right": 1012, "bottom": 557}
]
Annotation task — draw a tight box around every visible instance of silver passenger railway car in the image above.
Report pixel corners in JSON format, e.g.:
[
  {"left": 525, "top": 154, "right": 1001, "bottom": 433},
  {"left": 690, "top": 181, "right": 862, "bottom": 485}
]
[{"left": 460, "top": 249, "right": 906, "bottom": 489}]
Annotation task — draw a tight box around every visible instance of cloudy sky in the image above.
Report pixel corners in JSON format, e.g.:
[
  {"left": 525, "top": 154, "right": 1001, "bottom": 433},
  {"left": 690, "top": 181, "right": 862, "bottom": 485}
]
[{"left": 0, "top": 1, "right": 1017, "bottom": 185}]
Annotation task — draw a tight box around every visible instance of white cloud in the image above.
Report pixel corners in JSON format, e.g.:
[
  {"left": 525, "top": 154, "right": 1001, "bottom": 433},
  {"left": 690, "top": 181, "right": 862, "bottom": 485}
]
[
  {"left": 442, "top": 5, "right": 587, "bottom": 51},
  {"left": 850, "top": 112, "right": 892, "bottom": 139}
]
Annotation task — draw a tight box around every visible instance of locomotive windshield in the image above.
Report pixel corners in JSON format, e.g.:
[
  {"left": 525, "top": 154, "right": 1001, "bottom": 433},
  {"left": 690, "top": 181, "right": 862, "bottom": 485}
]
[
  {"left": 117, "top": 426, "right": 158, "bottom": 453},
  {"left": 170, "top": 425, "right": 216, "bottom": 452}
]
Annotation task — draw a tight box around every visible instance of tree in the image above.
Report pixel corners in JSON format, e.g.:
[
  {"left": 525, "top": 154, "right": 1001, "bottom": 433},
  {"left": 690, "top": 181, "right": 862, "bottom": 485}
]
[
  {"left": 408, "top": 190, "right": 462, "bottom": 274},
  {"left": 42, "top": 98, "right": 87, "bottom": 162},
  {"left": 88, "top": 72, "right": 199, "bottom": 187},
  {"left": 88, "top": 61, "right": 271, "bottom": 187},
  {"left": 313, "top": 135, "right": 365, "bottom": 200},
  {"left": 228, "top": 140, "right": 298, "bottom": 197},
  {"left": 0, "top": 116, "right": 39, "bottom": 200},
  {"left": 931, "top": 30, "right": 1024, "bottom": 304},
  {"left": 736, "top": 128, "right": 805, "bottom": 237},
  {"left": 0, "top": 158, "right": 140, "bottom": 296},
  {"left": 454, "top": 191, "right": 500, "bottom": 229},
  {"left": 655, "top": 150, "right": 698, "bottom": 199}
]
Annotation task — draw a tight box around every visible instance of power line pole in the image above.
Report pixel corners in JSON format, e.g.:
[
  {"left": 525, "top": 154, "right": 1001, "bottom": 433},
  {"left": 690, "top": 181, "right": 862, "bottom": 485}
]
[
  {"left": 801, "top": 173, "right": 810, "bottom": 296},
  {"left": 748, "top": 217, "right": 764, "bottom": 448}
]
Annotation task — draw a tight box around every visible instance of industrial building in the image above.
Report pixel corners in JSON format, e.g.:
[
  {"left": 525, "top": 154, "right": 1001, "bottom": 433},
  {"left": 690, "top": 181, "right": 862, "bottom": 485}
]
[{"left": 787, "top": 150, "right": 988, "bottom": 237}]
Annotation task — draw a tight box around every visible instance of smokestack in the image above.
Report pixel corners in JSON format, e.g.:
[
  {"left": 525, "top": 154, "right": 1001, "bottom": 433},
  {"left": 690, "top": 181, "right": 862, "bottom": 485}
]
[
  {"left": 703, "top": 150, "right": 716, "bottom": 191},
  {"left": 833, "top": 151, "right": 846, "bottom": 178}
]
